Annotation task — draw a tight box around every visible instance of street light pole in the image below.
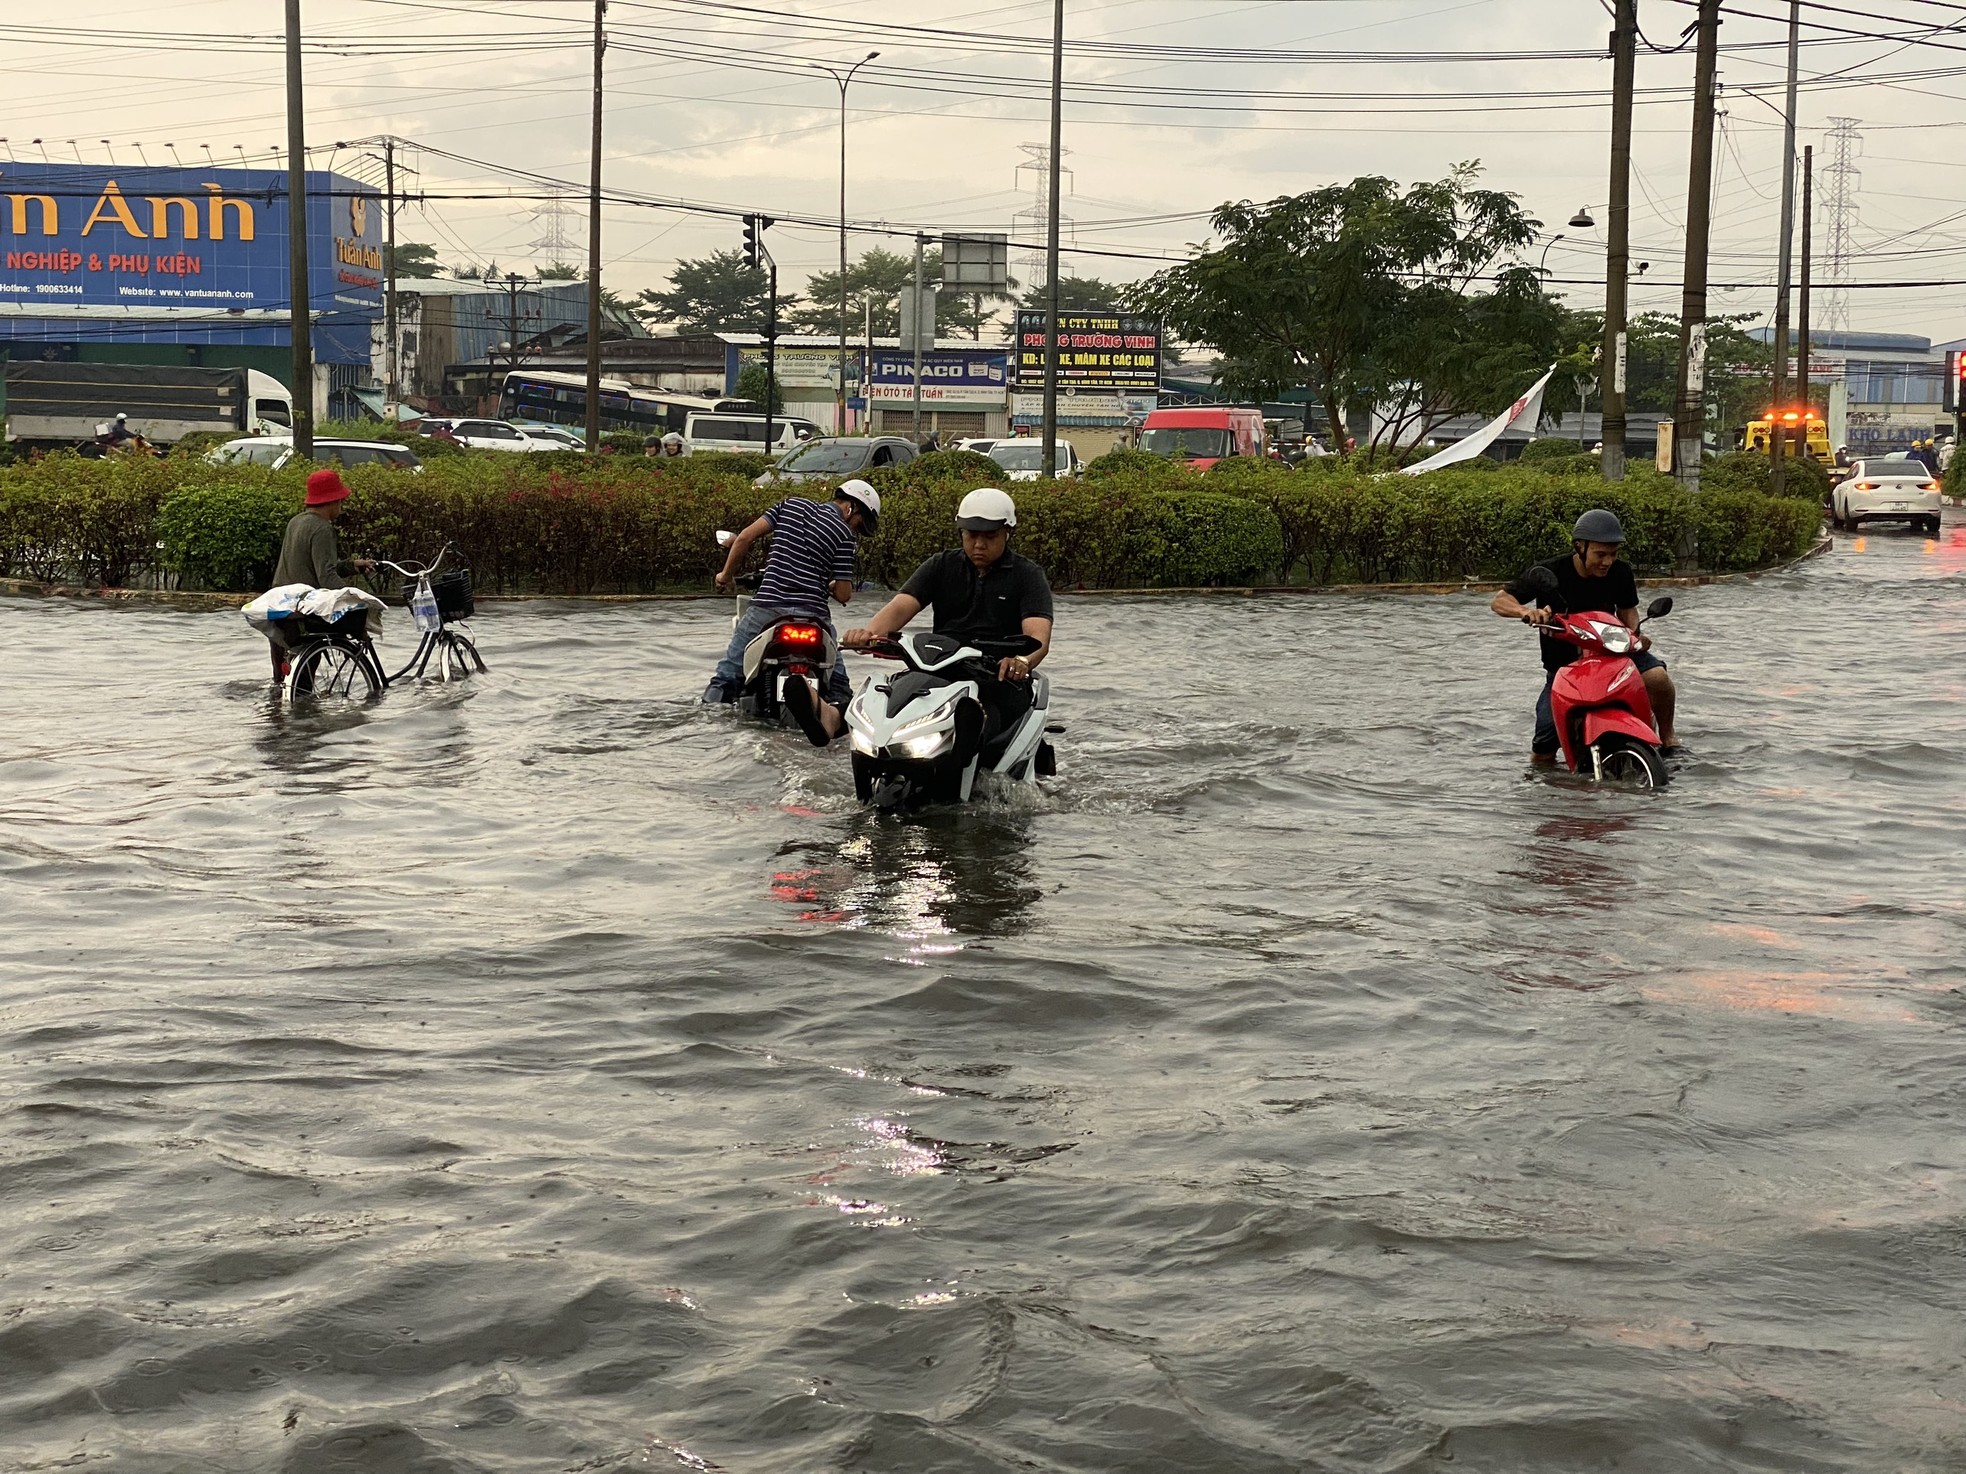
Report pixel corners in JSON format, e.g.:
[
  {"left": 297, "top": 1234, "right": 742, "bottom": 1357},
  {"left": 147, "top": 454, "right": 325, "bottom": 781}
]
[
  {"left": 1601, "top": 0, "right": 1636, "bottom": 481},
  {"left": 817, "top": 53, "right": 878, "bottom": 434},
  {"left": 1040, "top": 0, "right": 1064, "bottom": 479},
  {"left": 1770, "top": 0, "right": 1802, "bottom": 493},
  {"left": 1537, "top": 233, "right": 1565, "bottom": 280}
]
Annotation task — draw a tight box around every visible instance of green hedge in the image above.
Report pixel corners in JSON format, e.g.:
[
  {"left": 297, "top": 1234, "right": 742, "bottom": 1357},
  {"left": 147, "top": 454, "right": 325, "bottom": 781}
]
[{"left": 0, "top": 445, "right": 1824, "bottom": 593}]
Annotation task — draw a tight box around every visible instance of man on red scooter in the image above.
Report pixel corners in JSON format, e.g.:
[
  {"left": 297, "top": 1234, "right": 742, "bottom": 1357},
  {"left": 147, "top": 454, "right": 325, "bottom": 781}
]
[{"left": 1490, "top": 509, "right": 1679, "bottom": 763}]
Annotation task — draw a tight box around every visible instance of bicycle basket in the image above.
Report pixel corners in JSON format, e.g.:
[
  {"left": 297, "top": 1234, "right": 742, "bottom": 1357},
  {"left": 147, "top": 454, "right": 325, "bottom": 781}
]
[{"left": 432, "top": 569, "right": 475, "bottom": 621}]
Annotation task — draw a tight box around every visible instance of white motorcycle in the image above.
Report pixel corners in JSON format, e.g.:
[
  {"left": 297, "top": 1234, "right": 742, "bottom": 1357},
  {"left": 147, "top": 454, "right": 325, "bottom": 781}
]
[{"left": 844, "top": 631, "right": 1059, "bottom": 809}]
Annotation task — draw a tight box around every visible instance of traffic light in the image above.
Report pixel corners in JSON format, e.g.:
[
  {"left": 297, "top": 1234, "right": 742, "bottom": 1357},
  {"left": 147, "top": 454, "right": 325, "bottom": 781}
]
[
  {"left": 1948, "top": 350, "right": 1966, "bottom": 414},
  {"left": 741, "top": 213, "right": 775, "bottom": 269}
]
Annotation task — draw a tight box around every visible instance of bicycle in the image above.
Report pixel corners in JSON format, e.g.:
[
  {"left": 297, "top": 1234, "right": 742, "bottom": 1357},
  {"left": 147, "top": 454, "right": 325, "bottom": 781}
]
[{"left": 283, "top": 544, "right": 485, "bottom": 701}]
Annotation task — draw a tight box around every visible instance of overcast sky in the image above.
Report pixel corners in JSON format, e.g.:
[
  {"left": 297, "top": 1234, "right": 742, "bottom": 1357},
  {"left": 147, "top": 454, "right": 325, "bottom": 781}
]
[{"left": 6, "top": 0, "right": 1965, "bottom": 342}]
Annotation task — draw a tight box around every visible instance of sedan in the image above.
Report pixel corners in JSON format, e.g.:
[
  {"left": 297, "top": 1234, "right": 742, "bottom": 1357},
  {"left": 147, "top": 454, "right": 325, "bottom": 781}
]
[
  {"left": 1832, "top": 457, "right": 1943, "bottom": 535},
  {"left": 987, "top": 439, "right": 1082, "bottom": 481},
  {"left": 755, "top": 436, "right": 918, "bottom": 485},
  {"left": 206, "top": 437, "right": 423, "bottom": 472}
]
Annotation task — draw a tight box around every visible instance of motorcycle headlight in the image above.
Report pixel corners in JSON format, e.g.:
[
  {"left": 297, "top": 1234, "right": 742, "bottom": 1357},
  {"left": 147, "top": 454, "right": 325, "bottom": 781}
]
[
  {"left": 899, "top": 730, "right": 953, "bottom": 760},
  {"left": 850, "top": 729, "right": 878, "bottom": 755},
  {"left": 1598, "top": 624, "right": 1633, "bottom": 654}
]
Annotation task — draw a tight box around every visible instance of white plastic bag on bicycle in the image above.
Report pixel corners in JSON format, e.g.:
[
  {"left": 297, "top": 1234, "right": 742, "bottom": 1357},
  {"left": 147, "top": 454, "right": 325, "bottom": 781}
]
[
  {"left": 298, "top": 586, "right": 386, "bottom": 623},
  {"left": 242, "top": 583, "right": 314, "bottom": 634}
]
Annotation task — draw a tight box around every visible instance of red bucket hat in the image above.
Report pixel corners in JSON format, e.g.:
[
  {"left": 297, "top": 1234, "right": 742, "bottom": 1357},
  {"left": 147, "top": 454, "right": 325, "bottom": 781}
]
[{"left": 304, "top": 468, "right": 351, "bottom": 506}]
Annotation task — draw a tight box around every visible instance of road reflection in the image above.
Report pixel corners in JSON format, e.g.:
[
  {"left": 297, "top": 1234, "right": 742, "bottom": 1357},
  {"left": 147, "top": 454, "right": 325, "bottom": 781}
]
[{"left": 768, "top": 810, "right": 1043, "bottom": 943}]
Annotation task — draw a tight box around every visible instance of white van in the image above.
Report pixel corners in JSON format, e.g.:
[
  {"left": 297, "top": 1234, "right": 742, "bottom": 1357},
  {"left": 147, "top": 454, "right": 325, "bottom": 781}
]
[{"left": 685, "top": 412, "right": 819, "bottom": 454}]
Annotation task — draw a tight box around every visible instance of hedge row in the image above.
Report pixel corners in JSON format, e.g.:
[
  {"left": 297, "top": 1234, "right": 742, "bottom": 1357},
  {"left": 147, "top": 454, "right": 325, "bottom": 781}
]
[{"left": 0, "top": 446, "right": 1824, "bottom": 594}]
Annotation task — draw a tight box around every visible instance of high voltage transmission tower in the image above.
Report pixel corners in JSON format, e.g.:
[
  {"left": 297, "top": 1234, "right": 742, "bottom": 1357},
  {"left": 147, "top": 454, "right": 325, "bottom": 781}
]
[
  {"left": 1013, "top": 142, "right": 1072, "bottom": 290},
  {"left": 524, "top": 190, "right": 584, "bottom": 274},
  {"left": 1820, "top": 117, "right": 1861, "bottom": 337}
]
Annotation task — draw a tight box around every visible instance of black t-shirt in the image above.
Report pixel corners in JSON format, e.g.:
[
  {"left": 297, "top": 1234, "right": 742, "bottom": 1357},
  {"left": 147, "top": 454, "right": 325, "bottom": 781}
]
[
  {"left": 901, "top": 548, "right": 1054, "bottom": 642},
  {"left": 1506, "top": 553, "right": 1638, "bottom": 671}
]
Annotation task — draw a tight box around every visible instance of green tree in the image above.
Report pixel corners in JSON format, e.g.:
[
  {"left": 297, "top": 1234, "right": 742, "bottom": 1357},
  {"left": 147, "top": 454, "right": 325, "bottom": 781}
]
[
  {"left": 1019, "top": 274, "right": 1125, "bottom": 312},
  {"left": 791, "top": 247, "right": 923, "bottom": 337},
  {"left": 389, "top": 242, "right": 442, "bottom": 279},
  {"left": 735, "top": 361, "right": 785, "bottom": 413},
  {"left": 634, "top": 250, "right": 798, "bottom": 336},
  {"left": 535, "top": 262, "right": 580, "bottom": 281},
  {"left": 1127, "top": 167, "right": 1538, "bottom": 447}
]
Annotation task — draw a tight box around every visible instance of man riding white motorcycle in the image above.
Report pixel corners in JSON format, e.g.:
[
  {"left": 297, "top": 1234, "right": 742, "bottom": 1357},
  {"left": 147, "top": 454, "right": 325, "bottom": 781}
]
[{"left": 795, "top": 488, "right": 1053, "bottom": 752}]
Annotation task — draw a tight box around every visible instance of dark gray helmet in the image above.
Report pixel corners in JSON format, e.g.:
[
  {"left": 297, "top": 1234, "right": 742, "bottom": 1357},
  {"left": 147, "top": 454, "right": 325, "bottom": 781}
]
[{"left": 1572, "top": 509, "right": 1625, "bottom": 545}]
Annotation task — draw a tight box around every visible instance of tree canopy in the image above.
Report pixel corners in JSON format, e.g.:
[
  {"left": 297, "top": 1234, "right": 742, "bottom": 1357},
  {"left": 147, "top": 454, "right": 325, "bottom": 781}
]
[
  {"left": 1020, "top": 274, "right": 1126, "bottom": 313},
  {"left": 633, "top": 249, "right": 799, "bottom": 336},
  {"left": 389, "top": 242, "right": 442, "bottom": 280},
  {"left": 1127, "top": 167, "right": 1546, "bottom": 448}
]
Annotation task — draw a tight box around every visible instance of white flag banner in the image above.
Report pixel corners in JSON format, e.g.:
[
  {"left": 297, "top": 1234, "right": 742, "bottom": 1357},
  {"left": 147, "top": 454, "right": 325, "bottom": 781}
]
[{"left": 1398, "top": 364, "right": 1557, "bottom": 476}]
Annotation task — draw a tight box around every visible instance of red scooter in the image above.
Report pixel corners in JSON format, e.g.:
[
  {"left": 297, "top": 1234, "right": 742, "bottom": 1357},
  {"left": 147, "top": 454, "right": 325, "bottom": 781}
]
[{"left": 1520, "top": 566, "right": 1674, "bottom": 787}]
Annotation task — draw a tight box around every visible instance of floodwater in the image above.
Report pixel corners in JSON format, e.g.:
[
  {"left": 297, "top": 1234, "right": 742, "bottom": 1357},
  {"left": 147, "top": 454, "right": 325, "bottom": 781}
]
[{"left": 2, "top": 518, "right": 1962, "bottom": 1474}]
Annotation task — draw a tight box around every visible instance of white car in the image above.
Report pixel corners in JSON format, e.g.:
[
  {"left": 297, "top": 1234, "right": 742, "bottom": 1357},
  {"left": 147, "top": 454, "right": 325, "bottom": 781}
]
[
  {"left": 684, "top": 410, "right": 819, "bottom": 454},
  {"left": 510, "top": 422, "right": 588, "bottom": 451},
  {"left": 1832, "top": 457, "right": 1943, "bottom": 535},
  {"left": 444, "top": 418, "right": 561, "bottom": 453},
  {"left": 987, "top": 439, "right": 1082, "bottom": 481},
  {"left": 207, "top": 437, "right": 423, "bottom": 472},
  {"left": 954, "top": 437, "right": 1000, "bottom": 457}
]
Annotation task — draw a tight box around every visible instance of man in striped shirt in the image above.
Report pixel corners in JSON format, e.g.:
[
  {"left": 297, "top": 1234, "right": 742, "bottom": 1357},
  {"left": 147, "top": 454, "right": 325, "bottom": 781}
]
[{"left": 704, "top": 481, "right": 881, "bottom": 731}]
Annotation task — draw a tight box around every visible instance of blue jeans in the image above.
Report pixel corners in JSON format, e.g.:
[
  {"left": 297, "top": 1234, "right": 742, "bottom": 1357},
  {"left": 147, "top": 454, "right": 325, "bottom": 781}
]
[
  {"left": 707, "top": 603, "right": 850, "bottom": 706},
  {"left": 1534, "top": 649, "right": 1666, "bottom": 754}
]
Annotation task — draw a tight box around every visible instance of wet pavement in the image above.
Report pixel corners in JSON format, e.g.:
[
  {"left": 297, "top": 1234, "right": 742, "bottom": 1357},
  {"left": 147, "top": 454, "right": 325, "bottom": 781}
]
[{"left": 1, "top": 515, "right": 1962, "bottom": 1472}]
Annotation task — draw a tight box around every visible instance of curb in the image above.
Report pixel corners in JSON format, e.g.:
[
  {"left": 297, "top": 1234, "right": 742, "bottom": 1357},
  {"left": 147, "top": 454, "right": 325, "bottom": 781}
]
[{"left": 0, "top": 536, "right": 1837, "bottom": 612}]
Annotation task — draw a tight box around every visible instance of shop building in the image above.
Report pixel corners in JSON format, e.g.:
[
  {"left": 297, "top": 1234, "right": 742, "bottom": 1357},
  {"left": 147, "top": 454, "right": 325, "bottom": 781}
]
[
  {"left": 720, "top": 333, "right": 1014, "bottom": 440},
  {"left": 0, "top": 162, "right": 380, "bottom": 419}
]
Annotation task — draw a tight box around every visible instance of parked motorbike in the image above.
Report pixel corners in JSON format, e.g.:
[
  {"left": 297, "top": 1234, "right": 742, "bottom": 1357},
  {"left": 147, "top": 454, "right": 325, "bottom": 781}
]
[
  {"left": 844, "top": 631, "right": 1059, "bottom": 809},
  {"left": 1520, "top": 564, "right": 1675, "bottom": 787},
  {"left": 715, "top": 529, "right": 839, "bottom": 725}
]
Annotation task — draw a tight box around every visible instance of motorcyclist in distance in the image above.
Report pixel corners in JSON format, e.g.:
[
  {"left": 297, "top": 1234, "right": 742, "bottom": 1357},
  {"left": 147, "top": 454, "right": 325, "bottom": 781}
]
[
  {"left": 1490, "top": 509, "right": 1679, "bottom": 763},
  {"left": 838, "top": 487, "right": 1054, "bottom": 754}
]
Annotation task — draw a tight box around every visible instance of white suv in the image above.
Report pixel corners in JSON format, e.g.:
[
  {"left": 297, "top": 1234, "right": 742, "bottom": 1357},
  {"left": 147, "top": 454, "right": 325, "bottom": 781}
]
[
  {"left": 1832, "top": 457, "right": 1943, "bottom": 536},
  {"left": 443, "top": 419, "right": 560, "bottom": 453}
]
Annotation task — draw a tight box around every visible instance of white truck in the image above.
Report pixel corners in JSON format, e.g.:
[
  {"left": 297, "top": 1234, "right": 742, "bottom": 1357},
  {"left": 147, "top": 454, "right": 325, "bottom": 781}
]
[{"left": 0, "top": 362, "right": 294, "bottom": 448}]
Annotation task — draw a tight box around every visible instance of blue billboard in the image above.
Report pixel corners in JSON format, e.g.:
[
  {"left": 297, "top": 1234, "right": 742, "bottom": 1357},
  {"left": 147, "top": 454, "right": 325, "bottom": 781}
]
[{"left": 0, "top": 163, "right": 381, "bottom": 364}]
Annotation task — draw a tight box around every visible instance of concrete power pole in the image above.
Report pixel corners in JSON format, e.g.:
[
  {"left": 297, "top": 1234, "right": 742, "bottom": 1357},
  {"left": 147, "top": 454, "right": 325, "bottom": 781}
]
[
  {"left": 583, "top": 0, "right": 606, "bottom": 452},
  {"left": 1600, "top": 0, "right": 1636, "bottom": 481},
  {"left": 1799, "top": 145, "right": 1813, "bottom": 442},
  {"left": 1769, "top": 0, "right": 1801, "bottom": 494},
  {"left": 1671, "top": 0, "right": 1721, "bottom": 505},
  {"left": 284, "top": 0, "right": 314, "bottom": 458},
  {"left": 1040, "top": 0, "right": 1065, "bottom": 478},
  {"left": 384, "top": 137, "right": 399, "bottom": 418}
]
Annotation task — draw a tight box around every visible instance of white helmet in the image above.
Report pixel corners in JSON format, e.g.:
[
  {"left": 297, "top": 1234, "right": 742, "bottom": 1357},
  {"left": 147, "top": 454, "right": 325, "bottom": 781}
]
[
  {"left": 837, "top": 477, "right": 882, "bottom": 533},
  {"left": 956, "top": 487, "right": 1017, "bottom": 531}
]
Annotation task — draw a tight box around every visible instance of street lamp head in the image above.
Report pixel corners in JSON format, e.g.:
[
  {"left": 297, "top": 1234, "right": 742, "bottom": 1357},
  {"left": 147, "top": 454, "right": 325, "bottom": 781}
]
[
  {"left": 1569, "top": 207, "right": 1596, "bottom": 229},
  {"left": 865, "top": 51, "right": 880, "bottom": 61}
]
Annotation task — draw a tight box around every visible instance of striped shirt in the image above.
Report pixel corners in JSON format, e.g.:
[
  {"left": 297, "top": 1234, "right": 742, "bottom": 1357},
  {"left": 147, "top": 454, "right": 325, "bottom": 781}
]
[{"left": 753, "top": 497, "right": 856, "bottom": 620}]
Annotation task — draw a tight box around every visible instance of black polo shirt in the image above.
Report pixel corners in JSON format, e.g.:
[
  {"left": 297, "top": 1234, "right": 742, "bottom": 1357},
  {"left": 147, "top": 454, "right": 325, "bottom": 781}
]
[
  {"left": 1505, "top": 553, "right": 1638, "bottom": 672},
  {"left": 901, "top": 548, "right": 1054, "bottom": 641}
]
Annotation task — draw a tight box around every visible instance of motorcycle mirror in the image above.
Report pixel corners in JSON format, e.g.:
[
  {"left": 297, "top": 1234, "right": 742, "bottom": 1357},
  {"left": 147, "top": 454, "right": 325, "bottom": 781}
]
[
  {"left": 1520, "top": 565, "right": 1560, "bottom": 599},
  {"left": 715, "top": 530, "right": 734, "bottom": 547},
  {"left": 1645, "top": 596, "right": 1674, "bottom": 619}
]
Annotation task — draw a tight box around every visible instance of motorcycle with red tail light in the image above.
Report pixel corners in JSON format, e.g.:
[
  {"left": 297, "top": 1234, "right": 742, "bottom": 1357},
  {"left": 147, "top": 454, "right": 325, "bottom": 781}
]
[
  {"left": 1519, "top": 564, "right": 1675, "bottom": 787},
  {"left": 716, "top": 529, "right": 839, "bottom": 727}
]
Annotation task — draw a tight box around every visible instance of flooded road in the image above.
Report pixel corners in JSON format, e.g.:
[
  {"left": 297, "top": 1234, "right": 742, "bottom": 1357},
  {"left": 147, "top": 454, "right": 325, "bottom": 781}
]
[{"left": 3, "top": 520, "right": 1962, "bottom": 1472}]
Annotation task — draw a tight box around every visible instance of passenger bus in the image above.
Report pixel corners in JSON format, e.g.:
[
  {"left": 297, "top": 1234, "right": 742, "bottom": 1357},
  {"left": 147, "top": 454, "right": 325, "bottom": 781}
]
[{"left": 497, "top": 370, "right": 757, "bottom": 439}]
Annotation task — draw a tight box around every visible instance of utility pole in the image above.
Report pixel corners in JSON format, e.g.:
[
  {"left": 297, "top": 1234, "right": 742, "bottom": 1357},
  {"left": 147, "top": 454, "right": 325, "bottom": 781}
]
[
  {"left": 1601, "top": 0, "right": 1636, "bottom": 481},
  {"left": 1040, "top": 0, "right": 1065, "bottom": 477},
  {"left": 284, "top": 0, "right": 313, "bottom": 458},
  {"left": 1769, "top": 0, "right": 1801, "bottom": 494},
  {"left": 583, "top": 0, "right": 606, "bottom": 452},
  {"left": 384, "top": 136, "right": 399, "bottom": 418},
  {"left": 1799, "top": 144, "right": 1813, "bottom": 454},
  {"left": 911, "top": 233, "right": 926, "bottom": 443},
  {"left": 1671, "top": 0, "right": 1721, "bottom": 506}
]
